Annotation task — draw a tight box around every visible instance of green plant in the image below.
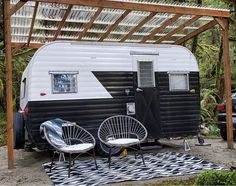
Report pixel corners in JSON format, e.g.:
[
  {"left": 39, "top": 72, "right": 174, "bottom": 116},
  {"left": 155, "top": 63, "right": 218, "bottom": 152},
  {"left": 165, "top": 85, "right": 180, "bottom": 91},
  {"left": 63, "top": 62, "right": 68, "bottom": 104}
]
[
  {"left": 208, "top": 124, "right": 220, "bottom": 136},
  {"left": 200, "top": 88, "right": 219, "bottom": 125},
  {"left": 0, "top": 111, "right": 6, "bottom": 146},
  {"left": 194, "top": 170, "right": 236, "bottom": 186}
]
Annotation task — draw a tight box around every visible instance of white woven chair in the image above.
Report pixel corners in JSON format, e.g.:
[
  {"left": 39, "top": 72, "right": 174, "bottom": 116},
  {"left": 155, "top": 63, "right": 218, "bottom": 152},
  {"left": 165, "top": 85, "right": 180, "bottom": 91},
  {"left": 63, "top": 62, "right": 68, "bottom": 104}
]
[
  {"left": 40, "top": 118, "right": 97, "bottom": 177},
  {"left": 98, "top": 115, "right": 147, "bottom": 168}
]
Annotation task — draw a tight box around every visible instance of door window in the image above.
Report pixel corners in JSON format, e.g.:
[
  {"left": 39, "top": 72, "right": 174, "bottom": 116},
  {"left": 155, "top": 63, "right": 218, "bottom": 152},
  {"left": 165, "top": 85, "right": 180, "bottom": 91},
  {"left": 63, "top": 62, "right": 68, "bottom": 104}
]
[{"left": 137, "top": 61, "right": 155, "bottom": 87}]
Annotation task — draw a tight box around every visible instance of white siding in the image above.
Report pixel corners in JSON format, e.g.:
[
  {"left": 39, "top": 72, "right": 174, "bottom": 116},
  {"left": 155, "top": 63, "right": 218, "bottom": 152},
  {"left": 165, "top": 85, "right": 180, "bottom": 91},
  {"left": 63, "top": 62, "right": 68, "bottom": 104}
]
[{"left": 21, "top": 41, "right": 198, "bottom": 106}]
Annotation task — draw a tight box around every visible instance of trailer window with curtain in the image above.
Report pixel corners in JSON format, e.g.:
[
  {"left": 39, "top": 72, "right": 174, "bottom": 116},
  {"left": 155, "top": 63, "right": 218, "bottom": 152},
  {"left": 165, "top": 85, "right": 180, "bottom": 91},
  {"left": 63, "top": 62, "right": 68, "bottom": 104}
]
[
  {"left": 169, "top": 73, "right": 189, "bottom": 91},
  {"left": 50, "top": 72, "right": 78, "bottom": 94}
]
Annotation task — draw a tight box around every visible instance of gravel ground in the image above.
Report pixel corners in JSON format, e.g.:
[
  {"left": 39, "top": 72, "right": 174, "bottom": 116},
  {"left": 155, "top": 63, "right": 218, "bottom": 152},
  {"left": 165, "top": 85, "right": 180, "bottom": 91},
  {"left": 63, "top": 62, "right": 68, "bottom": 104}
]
[{"left": 0, "top": 138, "right": 235, "bottom": 186}]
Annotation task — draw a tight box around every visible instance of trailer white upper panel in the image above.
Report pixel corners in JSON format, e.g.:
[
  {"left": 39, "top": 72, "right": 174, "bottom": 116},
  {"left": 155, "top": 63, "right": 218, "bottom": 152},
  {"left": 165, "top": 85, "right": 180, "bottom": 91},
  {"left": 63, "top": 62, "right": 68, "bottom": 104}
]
[{"left": 20, "top": 41, "right": 198, "bottom": 109}]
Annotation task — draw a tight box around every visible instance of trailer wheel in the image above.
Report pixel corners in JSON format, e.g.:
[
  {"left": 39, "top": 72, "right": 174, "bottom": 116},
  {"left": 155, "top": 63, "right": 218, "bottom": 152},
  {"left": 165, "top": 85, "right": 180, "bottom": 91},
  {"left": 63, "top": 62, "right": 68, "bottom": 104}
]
[
  {"left": 220, "top": 129, "right": 236, "bottom": 141},
  {"left": 96, "top": 141, "right": 122, "bottom": 157},
  {"left": 13, "top": 112, "right": 25, "bottom": 149}
]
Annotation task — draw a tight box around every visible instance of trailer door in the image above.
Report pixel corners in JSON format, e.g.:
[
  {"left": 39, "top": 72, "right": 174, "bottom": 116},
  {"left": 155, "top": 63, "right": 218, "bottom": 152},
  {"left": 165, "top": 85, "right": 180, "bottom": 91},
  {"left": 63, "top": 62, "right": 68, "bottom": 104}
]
[{"left": 133, "top": 55, "right": 160, "bottom": 139}]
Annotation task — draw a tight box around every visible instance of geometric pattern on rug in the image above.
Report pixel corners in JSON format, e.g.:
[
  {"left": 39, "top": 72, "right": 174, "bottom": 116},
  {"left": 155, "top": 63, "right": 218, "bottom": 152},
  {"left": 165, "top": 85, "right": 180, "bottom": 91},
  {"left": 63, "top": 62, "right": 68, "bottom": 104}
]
[{"left": 42, "top": 152, "right": 226, "bottom": 186}]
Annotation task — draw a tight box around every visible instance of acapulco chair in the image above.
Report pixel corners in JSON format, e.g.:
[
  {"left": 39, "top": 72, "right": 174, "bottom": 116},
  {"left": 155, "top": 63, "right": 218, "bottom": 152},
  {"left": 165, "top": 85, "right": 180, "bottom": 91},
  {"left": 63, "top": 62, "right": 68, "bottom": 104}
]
[
  {"left": 40, "top": 118, "right": 97, "bottom": 177},
  {"left": 98, "top": 115, "right": 147, "bottom": 168}
]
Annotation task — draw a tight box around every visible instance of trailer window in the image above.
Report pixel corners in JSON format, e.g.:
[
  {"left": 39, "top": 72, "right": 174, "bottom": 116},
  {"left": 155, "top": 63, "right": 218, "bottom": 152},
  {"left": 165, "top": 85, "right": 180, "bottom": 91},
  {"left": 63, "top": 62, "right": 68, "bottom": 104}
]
[
  {"left": 169, "top": 73, "right": 189, "bottom": 91},
  {"left": 21, "top": 78, "right": 26, "bottom": 98},
  {"left": 51, "top": 73, "right": 77, "bottom": 94},
  {"left": 138, "top": 61, "right": 155, "bottom": 87}
]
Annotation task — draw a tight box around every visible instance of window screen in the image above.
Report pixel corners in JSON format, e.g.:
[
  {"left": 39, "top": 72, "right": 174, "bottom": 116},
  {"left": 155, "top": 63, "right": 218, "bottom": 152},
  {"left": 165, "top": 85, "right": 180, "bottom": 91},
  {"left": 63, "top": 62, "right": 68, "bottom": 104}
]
[
  {"left": 51, "top": 73, "right": 77, "bottom": 94},
  {"left": 169, "top": 73, "right": 189, "bottom": 91},
  {"left": 138, "top": 61, "right": 155, "bottom": 87}
]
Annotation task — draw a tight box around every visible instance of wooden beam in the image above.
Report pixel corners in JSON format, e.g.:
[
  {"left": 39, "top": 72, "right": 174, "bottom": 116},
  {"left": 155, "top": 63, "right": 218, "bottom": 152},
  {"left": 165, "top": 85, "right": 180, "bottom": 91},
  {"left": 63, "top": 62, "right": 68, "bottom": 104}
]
[
  {"left": 53, "top": 5, "right": 73, "bottom": 41},
  {"left": 174, "top": 20, "right": 217, "bottom": 45},
  {"left": 77, "top": 7, "right": 103, "bottom": 41},
  {"left": 154, "top": 15, "right": 201, "bottom": 44},
  {"left": 32, "top": 0, "right": 230, "bottom": 18},
  {"left": 12, "top": 42, "right": 43, "bottom": 49},
  {"left": 215, "top": 17, "right": 227, "bottom": 30},
  {"left": 140, "top": 14, "right": 181, "bottom": 43},
  {"left": 10, "top": 0, "right": 27, "bottom": 16},
  {"left": 27, "top": 1, "right": 39, "bottom": 46},
  {"left": 120, "top": 12, "right": 156, "bottom": 42},
  {"left": 4, "top": 0, "right": 14, "bottom": 169},
  {"left": 221, "top": 18, "right": 234, "bottom": 149},
  {"left": 99, "top": 10, "right": 131, "bottom": 42}
]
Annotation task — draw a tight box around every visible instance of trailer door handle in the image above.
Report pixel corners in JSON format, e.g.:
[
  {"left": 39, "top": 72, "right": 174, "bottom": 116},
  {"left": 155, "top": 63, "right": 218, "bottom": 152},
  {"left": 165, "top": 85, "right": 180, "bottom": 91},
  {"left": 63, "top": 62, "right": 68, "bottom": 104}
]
[{"left": 136, "top": 88, "right": 143, "bottom": 92}]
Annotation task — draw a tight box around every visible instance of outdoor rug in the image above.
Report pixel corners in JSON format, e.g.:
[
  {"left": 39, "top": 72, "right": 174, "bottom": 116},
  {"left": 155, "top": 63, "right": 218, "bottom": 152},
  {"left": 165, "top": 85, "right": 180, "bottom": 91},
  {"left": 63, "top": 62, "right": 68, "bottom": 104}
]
[{"left": 42, "top": 152, "right": 226, "bottom": 186}]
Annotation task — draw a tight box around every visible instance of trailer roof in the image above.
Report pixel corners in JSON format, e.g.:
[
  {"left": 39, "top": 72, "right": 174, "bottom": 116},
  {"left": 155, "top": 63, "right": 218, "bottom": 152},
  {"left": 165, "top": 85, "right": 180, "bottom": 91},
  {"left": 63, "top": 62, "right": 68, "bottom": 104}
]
[{"left": 9, "top": 0, "right": 230, "bottom": 49}]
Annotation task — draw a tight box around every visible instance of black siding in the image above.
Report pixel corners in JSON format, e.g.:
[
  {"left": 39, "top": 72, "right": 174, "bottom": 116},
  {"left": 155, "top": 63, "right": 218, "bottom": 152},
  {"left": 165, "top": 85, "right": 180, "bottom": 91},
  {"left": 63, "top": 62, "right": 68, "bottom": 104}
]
[
  {"left": 26, "top": 72, "right": 135, "bottom": 150},
  {"left": 26, "top": 71, "right": 200, "bottom": 149},
  {"left": 156, "top": 72, "right": 200, "bottom": 137}
]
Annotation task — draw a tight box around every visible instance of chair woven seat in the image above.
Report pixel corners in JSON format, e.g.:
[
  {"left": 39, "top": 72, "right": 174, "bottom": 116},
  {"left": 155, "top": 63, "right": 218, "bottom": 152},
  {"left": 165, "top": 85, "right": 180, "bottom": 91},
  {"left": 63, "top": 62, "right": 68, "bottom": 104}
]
[
  {"left": 107, "top": 138, "right": 139, "bottom": 146},
  {"left": 60, "top": 143, "right": 94, "bottom": 153}
]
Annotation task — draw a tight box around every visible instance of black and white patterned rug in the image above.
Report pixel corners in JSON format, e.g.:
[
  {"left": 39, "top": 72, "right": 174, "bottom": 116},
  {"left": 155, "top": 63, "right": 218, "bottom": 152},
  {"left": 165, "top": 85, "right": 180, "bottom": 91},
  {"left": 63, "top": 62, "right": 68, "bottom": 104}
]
[{"left": 42, "top": 152, "right": 226, "bottom": 186}]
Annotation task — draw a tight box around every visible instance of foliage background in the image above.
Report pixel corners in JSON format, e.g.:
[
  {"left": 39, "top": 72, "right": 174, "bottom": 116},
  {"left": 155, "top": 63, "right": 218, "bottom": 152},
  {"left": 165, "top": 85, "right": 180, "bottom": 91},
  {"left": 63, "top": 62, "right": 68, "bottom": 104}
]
[{"left": 0, "top": 0, "right": 236, "bottom": 145}]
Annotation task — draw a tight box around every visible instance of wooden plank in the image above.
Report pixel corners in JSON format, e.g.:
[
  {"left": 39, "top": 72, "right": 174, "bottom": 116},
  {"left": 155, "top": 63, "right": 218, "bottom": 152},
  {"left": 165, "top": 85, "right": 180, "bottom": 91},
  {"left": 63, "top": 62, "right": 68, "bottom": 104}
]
[
  {"left": 10, "top": 0, "right": 27, "bottom": 16},
  {"left": 221, "top": 18, "right": 234, "bottom": 149},
  {"left": 12, "top": 42, "right": 43, "bottom": 49},
  {"left": 120, "top": 12, "right": 156, "bottom": 42},
  {"left": 99, "top": 10, "right": 131, "bottom": 42},
  {"left": 174, "top": 20, "right": 217, "bottom": 45},
  {"left": 27, "top": 1, "right": 39, "bottom": 46},
  {"left": 32, "top": 0, "right": 230, "bottom": 18},
  {"left": 215, "top": 17, "right": 227, "bottom": 30},
  {"left": 77, "top": 7, "right": 103, "bottom": 41},
  {"left": 4, "top": 0, "right": 14, "bottom": 169},
  {"left": 53, "top": 5, "right": 73, "bottom": 41},
  {"left": 154, "top": 15, "right": 201, "bottom": 44},
  {"left": 140, "top": 14, "right": 181, "bottom": 43}
]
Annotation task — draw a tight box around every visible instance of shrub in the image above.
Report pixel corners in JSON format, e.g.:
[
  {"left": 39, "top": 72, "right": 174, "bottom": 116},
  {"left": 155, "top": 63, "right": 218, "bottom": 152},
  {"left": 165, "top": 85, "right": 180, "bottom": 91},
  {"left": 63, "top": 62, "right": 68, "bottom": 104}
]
[
  {"left": 208, "top": 124, "right": 220, "bottom": 136},
  {"left": 0, "top": 111, "right": 6, "bottom": 146},
  {"left": 194, "top": 170, "right": 236, "bottom": 186}
]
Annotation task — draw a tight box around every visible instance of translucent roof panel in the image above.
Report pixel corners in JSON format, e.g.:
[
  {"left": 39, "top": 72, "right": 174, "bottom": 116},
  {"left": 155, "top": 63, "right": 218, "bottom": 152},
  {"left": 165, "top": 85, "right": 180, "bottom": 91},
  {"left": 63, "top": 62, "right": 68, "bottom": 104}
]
[{"left": 9, "top": 0, "right": 230, "bottom": 47}]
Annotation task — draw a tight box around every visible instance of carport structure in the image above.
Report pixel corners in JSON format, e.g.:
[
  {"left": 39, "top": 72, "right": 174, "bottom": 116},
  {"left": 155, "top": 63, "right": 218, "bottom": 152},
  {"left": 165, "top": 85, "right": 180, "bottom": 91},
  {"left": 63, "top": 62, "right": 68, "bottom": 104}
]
[{"left": 3, "top": 0, "right": 233, "bottom": 169}]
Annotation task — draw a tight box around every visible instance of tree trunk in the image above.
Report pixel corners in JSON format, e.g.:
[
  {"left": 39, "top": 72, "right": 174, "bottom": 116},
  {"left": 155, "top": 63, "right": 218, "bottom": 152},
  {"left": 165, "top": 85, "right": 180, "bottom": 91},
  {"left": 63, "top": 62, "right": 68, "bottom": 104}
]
[
  {"left": 215, "top": 37, "right": 224, "bottom": 101},
  {"left": 191, "top": 0, "right": 202, "bottom": 54}
]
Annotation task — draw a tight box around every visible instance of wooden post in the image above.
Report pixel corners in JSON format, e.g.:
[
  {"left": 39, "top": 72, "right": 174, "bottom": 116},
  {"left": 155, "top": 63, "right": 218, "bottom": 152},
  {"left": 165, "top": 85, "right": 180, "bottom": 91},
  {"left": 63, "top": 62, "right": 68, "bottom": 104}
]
[
  {"left": 4, "top": 0, "right": 14, "bottom": 168},
  {"left": 222, "top": 18, "right": 234, "bottom": 149}
]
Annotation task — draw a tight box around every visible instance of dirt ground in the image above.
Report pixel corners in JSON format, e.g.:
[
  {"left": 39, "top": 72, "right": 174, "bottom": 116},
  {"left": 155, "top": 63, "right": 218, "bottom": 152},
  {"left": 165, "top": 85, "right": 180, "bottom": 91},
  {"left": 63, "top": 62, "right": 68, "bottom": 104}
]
[{"left": 0, "top": 138, "right": 236, "bottom": 186}]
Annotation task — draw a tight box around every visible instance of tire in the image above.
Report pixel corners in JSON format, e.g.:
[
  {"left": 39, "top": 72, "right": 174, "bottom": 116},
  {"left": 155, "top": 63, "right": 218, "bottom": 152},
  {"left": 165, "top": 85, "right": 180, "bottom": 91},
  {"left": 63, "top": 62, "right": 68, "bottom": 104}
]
[
  {"left": 96, "top": 141, "right": 123, "bottom": 157},
  {"left": 220, "top": 129, "right": 227, "bottom": 141},
  {"left": 13, "top": 112, "right": 25, "bottom": 149},
  {"left": 220, "top": 128, "right": 236, "bottom": 141}
]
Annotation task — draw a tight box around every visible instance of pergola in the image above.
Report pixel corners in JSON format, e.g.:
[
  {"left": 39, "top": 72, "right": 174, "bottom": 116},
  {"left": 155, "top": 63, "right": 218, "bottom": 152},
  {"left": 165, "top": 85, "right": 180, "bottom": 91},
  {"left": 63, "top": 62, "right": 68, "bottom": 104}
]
[{"left": 3, "top": 0, "right": 233, "bottom": 169}]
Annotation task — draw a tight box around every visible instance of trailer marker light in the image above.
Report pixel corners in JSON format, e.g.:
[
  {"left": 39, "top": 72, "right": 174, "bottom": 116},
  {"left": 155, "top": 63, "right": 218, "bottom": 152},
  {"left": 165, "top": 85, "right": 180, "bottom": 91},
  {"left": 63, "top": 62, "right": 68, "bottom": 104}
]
[
  {"left": 216, "top": 104, "right": 225, "bottom": 111},
  {"left": 40, "top": 92, "right": 46, "bottom": 96},
  {"left": 23, "top": 106, "right": 29, "bottom": 117}
]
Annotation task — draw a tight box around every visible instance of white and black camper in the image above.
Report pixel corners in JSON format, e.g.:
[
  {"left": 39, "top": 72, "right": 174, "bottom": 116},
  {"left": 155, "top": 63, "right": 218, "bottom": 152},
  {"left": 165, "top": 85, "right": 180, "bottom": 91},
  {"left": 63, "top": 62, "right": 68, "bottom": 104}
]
[{"left": 14, "top": 41, "right": 200, "bottom": 155}]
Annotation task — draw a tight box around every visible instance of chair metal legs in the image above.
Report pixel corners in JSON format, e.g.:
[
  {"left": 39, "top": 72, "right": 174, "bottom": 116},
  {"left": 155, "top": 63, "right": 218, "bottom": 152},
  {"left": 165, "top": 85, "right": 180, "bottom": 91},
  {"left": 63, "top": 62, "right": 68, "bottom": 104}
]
[
  {"left": 93, "top": 149, "right": 98, "bottom": 169},
  {"left": 138, "top": 143, "right": 145, "bottom": 166},
  {"left": 50, "top": 151, "right": 56, "bottom": 172},
  {"left": 68, "top": 153, "right": 72, "bottom": 178},
  {"left": 108, "top": 147, "right": 112, "bottom": 169},
  {"left": 107, "top": 144, "right": 145, "bottom": 168}
]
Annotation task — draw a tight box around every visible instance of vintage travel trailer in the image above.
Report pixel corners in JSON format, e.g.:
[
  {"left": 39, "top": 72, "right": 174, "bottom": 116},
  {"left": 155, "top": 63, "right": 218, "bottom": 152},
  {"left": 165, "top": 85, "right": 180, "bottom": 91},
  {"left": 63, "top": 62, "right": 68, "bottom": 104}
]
[{"left": 14, "top": 41, "right": 200, "bottom": 155}]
